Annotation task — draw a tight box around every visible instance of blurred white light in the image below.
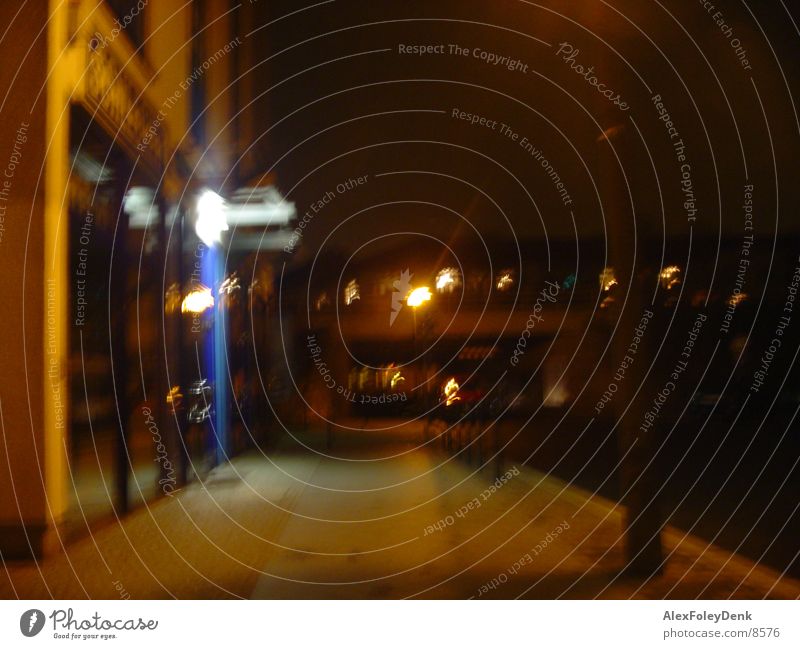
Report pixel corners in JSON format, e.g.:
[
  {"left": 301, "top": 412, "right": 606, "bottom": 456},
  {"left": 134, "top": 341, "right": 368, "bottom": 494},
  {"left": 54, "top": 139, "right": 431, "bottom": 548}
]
[
  {"left": 436, "top": 267, "right": 461, "bottom": 293},
  {"left": 196, "top": 189, "right": 228, "bottom": 246},
  {"left": 228, "top": 186, "right": 296, "bottom": 225},
  {"left": 123, "top": 187, "right": 157, "bottom": 229}
]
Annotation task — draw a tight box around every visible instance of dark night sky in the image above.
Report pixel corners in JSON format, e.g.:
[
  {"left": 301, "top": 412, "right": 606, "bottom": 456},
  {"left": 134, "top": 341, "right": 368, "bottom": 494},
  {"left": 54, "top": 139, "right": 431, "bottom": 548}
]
[{"left": 236, "top": 1, "right": 800, "bottom": 265}]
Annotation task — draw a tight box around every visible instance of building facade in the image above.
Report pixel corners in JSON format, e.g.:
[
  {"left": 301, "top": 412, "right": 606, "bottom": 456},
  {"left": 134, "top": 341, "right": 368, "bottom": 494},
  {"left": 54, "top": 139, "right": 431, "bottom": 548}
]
[{"left": 0, "top": 0, "right": 279, "bottom": 558}]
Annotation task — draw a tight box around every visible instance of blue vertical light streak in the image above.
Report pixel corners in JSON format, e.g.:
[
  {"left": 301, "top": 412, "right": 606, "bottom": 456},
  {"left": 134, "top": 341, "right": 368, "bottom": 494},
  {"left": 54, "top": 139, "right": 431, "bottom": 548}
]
[{"left": 201, "top": 243, "right": 228, "bottom": 466}]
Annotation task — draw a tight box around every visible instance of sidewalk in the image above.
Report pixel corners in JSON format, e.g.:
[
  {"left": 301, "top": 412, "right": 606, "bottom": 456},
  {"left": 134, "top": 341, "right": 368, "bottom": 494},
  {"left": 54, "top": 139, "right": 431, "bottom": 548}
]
[{"left": 1, "top": 425, "right": 797, "bottom": 599}]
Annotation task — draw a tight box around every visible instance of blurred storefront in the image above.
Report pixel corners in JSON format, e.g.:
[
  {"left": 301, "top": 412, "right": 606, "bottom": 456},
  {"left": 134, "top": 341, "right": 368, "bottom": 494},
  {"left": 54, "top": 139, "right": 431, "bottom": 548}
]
[{"left": 0, "top": 0, "right": 291, "bottom": 558}]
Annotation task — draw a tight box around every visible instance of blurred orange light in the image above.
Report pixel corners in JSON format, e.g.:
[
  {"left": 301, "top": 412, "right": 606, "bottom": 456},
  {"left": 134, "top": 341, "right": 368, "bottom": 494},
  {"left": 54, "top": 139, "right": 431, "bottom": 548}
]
[
  {"left": 181, "top": 285, "right": 214, "bottom": 314},
  {"left": 599, "top": 267, "right": 617, "bottom": 292},
  {"left": 443, "top": 377, "right": 460, "bottom": 406},
  {"left": 407, "top": 286, "right": 432, "bottom": 307},
  {"left": 659, "top": 265, "right": 682, "bottom": 290},
  {"left": 496, "top": 271, "right": 514, "bottom": 291}
]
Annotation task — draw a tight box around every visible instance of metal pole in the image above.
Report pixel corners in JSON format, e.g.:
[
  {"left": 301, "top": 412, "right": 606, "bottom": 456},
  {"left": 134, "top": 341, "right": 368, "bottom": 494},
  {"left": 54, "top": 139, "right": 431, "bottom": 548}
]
[{"left": 111, "top": 158, "right": 130, "bottom": 515}]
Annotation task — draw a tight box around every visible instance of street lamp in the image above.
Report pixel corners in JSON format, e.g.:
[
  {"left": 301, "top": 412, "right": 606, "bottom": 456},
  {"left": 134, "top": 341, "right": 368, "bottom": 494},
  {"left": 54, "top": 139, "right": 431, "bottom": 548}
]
[
  {"left": 407, "top": 286, "right": 432, "bottom": 307},
  {"left": 195, "top": 189, "right": 228, "bottom": 247}
]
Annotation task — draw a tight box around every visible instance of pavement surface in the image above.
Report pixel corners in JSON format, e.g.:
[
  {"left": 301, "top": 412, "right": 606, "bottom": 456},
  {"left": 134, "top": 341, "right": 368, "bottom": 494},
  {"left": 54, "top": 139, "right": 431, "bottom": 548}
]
[{"left": 1, "top": 421, "right": 798, "bottom": 599}]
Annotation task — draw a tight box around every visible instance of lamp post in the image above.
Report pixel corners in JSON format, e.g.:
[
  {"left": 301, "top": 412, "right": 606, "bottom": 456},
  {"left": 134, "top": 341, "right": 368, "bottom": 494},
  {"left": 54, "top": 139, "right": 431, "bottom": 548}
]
[
  {"left": 599, "top": 124, "right": 664, "bottom": 576},
  {"left": 407, "top": 287, "right": 432, "bottom": 404}
]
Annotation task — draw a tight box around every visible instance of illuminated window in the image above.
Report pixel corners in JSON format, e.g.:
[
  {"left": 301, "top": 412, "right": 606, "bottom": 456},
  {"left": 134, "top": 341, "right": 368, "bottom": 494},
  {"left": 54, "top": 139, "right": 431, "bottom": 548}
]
[
  {"left": 435, "top": 267, "right": 461, "bottom": 293},
  {"left": 344, "top": 279, "right": 360, "bottom": 306},
  {"left": 496, "top": 270, "right": 515, "bottom": 291},
  {"left": 659, "top": 265, "right": 681, "bottom": 290}
]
